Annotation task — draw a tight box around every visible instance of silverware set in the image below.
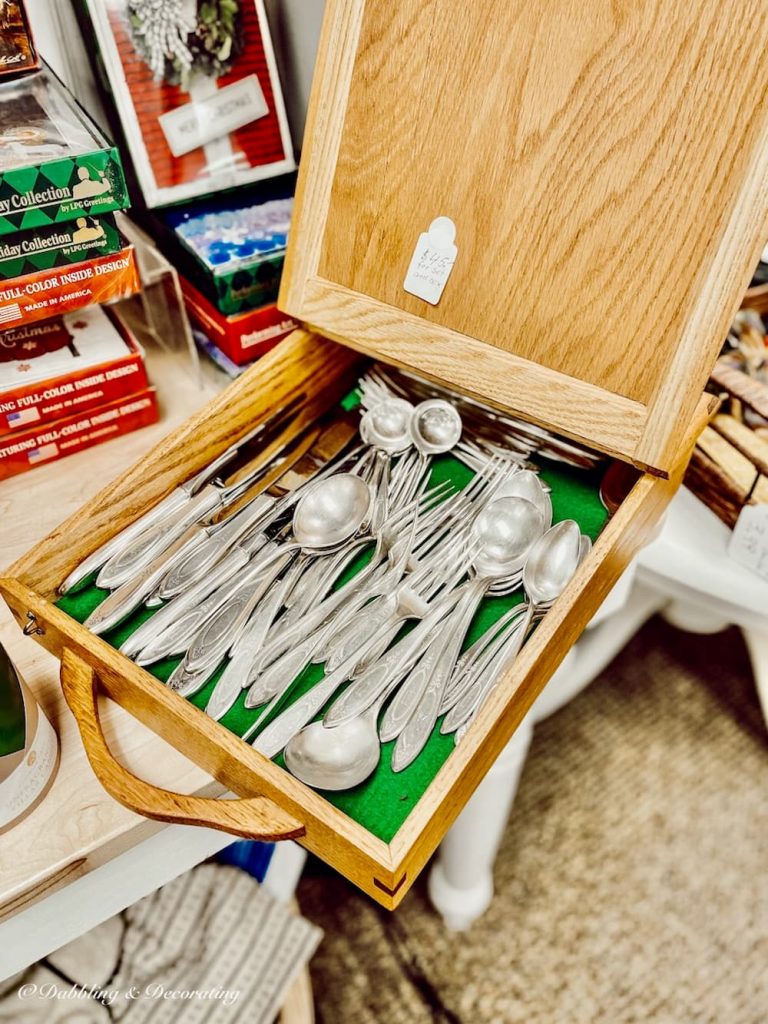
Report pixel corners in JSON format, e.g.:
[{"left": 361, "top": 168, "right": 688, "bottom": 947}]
[{"left": 64, "top": 365, "right": 599, "bottom": 790}]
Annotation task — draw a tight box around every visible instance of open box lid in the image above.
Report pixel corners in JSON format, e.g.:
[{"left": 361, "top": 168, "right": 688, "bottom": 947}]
[{"left": 280, "top": 0, "right": 768, "bottom": 476}]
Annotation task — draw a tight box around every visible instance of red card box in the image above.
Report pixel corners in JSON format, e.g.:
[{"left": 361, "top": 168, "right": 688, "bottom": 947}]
[
  {"left": 0, "top": 307, "right": 148, "bottom": 436},
  {"left": 0, "top": 244, "right": 139, "bottom": 329},
  {"left": 0, "top": 387, "right": 158, "bottom": 480},
  {"left": 180, "top": 275, "right": 296, "bottom": 365}
]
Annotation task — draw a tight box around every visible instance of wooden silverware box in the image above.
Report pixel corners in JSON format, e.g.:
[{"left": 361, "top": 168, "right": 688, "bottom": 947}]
[{"left": 3, "top": 0, "right": 768, "bottom": 908}]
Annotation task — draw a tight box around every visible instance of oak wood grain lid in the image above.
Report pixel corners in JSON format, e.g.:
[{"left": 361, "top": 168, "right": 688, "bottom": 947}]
[{"left": 281, "top": 0, "right": 768, "bottom": 474}]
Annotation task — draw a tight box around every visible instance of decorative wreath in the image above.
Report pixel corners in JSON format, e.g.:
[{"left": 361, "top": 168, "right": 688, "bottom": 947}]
[{"left": 128, "top": 0, "right": 244, "bottom": 88}]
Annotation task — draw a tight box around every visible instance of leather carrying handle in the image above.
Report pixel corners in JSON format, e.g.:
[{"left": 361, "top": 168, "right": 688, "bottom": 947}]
[{"left": 60, "top": 649, "right": 305, "bottom": 842}]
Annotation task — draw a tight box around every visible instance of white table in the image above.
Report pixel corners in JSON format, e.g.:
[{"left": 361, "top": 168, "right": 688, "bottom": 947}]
[{"left": 428, "top": 488, "right": 768, "bottom": 930}]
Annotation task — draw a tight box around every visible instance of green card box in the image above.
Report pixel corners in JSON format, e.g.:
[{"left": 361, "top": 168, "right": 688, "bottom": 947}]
[
  {"left": 207, "top": 252, "right": 285, "bottom": 317},
  {"left": 0, "top": 62, "right": 129, "bottom": 236},
  {"left": 141, "top": 178, "right": 294, "bottom": 316},
  {"left": 0, "top": 214, "right": 123, "bottom": 280},
  {"left": 141, "top": 210, "right": 286, "bottom": 317}
]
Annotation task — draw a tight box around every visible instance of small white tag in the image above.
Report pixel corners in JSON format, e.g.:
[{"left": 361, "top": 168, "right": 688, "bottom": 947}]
[
  {"left": 403, "top": 216, "right": 457, "bottom": 305},
  {"left": 729, "top": 504, "right": 768, "bottom": 580},
  {"left": 159, "top": 75, "right": 269, "bottom": 158}
]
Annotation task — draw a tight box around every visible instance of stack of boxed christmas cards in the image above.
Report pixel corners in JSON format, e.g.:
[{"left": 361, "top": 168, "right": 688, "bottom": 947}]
[
  {"left": 0, "top": 305, "right": 157, "bottom": 479},
  {"left": 0, "top": 63, "right": 138, "bottom": 325},
  {"left": 0, "top": 47, "right": 156, "bottom": 479}
]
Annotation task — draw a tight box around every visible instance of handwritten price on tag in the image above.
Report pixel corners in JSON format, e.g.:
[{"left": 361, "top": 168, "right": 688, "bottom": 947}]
[
  {"left": 403, "top": 217, "right": 457, "bottom": 305},
  {"left": 729, "top": 504, "right": 768, "bottom": 580}
]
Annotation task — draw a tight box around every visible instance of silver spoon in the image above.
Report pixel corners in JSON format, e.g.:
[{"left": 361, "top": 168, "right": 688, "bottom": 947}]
[
  {"left": 487, "top": 471, "right": 551, "bottom": 594},
  {"left": 440, "top": 532, "right": 590, "bottom": 717},
  {"left": 384, "top": 496, "right": 546, "bottom": 771},
  {"left": 360, "top": 398, "right": 413, "bottom": 533},
  {"left": 284, "top": 590, "right": 463, "bottom": 790},
  {"left": 442, "top": 519, "right": 583, "bottom": 737},
  {"left": 166, "top": 473, "right": 372, "bottom": 697},
  {"left": 395, "top": 398, "right": 462, "bottom": 505},
  {"left": 283, "top": 496, "right": 545, "bottom": 790},
  {"left": 249, "top": 544, "right": 472, "bottom": 759},
  {"left": 495, "top": 468, "right": 551, "bottom": 518}
]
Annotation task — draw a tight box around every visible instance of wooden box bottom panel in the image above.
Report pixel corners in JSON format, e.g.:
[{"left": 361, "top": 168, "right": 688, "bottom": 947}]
[{"left": 0, "top": 329, "right": 684, "bottom": 908}]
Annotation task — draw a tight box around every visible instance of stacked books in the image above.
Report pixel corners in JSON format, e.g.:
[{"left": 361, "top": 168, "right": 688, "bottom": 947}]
[
  {"left": 0, "top": 51, "right": 156, "bottom": 480},
  {"left": 145, "top": 181, "right": 298, "bottom": 375}
]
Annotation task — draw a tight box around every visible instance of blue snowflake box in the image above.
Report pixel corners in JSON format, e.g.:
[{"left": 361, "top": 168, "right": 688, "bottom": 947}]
[{"left": 158, "top": 183, "right": 293, "bottom": 315}]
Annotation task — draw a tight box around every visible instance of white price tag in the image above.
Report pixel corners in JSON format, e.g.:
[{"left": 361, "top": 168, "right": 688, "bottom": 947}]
[
  {"left": 403, "top": 216, "right": 457, "bottom": 305},
  {"left": 729, "top": 504, "right": 768, "bottom": 580}
]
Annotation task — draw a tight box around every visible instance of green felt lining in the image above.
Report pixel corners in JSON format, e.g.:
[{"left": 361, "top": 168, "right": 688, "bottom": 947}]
[{"left": 57, "top": 450, "right": 608, "bottom": 844}]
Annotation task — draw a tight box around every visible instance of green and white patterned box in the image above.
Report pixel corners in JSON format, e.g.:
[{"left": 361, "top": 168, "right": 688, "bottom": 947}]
[
  {"left": 0, "top": 62, "right": 129, "bottom": 236},
  {"left": 0, "top": 214, "right": 123, "bottom": 279}
]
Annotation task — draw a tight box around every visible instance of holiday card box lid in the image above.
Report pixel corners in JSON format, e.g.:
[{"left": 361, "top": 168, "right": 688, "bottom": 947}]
[
  {"left": 0, "top": 213, "right": 123, "bottom": 281},
  {"left": 142, "top": 175, "right": 294, "bottom": 315},
  {"left": 77, "top": 0, "right": 295, "bottom": 209},
  {"left": 282, "top": 0, "right": 768, "bottom": 479},
  {"left": 0, "top": 305, "right": 149, "bottom": 436},
  {"left": 162, "top": 185, "right": 292, "bottom": 277},
  {"left": 0, "top": 62, "right": 129, "bottom": 235}
]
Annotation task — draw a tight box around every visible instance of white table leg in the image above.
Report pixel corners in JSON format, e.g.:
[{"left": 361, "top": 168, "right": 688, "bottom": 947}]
[
  {"left": 740, "top": 627, "right": 768, "bottom": 728},
  {"left": 428, "top": 579, "right": 666, "bottom": 930},
  {"left": 428, "top": 722, "right": 533, "bottom": 931},
  {"left": 660, "top": 598, "right": 730, "bottom": 634}
]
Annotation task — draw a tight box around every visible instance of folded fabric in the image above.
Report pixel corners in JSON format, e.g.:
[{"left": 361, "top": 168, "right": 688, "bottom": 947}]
[{"left": 0, "top": 863, "right": 321, "bottom": 1023}]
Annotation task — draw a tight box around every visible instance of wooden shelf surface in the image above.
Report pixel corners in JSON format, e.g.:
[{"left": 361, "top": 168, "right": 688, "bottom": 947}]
[{"left": 0, "top": 346, "right": 226, "bottom": 919}]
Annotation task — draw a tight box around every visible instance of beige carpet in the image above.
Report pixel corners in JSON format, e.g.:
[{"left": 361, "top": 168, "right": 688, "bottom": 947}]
[{"left": 298, "top": 618, "right": 768, "bottom": 1024}]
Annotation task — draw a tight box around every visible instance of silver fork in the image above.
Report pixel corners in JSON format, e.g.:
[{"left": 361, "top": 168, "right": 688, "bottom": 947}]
[
  {"left": 279, "top": 477, "right": 449, "bottom": 630},
  {"left": 320, "top": 511, "right": 470, "bottom": 674},
  {"left": 239, "top": 486, "right": 446, "bottom": 709},
  {"left": 247, "top": 480, "right": 454, "bottom": 678},
  {"left": 246, "top": 542, "right": 476, "bottom": 758},
  {"left": 317, "top": 455, "right": 513, "bottom": 672},
  {"left": 203, "top": 536, "right": 373, "bottom": 721}
]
